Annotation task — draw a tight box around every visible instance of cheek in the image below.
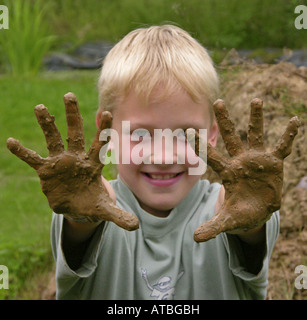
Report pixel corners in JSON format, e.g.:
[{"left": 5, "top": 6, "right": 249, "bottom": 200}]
[
  {"left": 115, "top": 133, "right": 134, "bottom": 164},
  {"left": 119, "top": 135, "right": 153, "bottom": 165},
  {"left": 184, "top": 143, "right": 207, "bottom": 177},
  {"left": 117, "top": 163, "right": 139, "bottom": 186},
  {"left": 116, "top": 138, "right": 142, "bottom": 177},
  {"left": 184, "top": 143, "right": 202, "bottom": 166}
]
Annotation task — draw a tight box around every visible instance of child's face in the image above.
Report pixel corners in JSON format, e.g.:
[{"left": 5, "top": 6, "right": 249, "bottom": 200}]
[{"left": 110, "top": 87, "right": 218, "bottom": 217}]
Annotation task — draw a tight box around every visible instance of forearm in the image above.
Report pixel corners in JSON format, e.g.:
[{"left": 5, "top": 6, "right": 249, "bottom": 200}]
[{"left": 62, "top": 218, "right": 103, "bottom": 270}]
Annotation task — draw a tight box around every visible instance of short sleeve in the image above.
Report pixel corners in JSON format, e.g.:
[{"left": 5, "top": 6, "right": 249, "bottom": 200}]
[
  {"left": 50, "top": 213, "right": 105, "bottom": 299},
  {"left": 221, "top": 211, "right": 280, "bottom": 299}
]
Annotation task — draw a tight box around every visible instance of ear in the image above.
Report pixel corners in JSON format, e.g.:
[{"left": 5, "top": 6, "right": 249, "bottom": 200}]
[
  {"left": 96, "top": 109, "right": 102, "bottom": 129},
  {"left": 208, "top": 118, "right": 218, "bottom": 147}
]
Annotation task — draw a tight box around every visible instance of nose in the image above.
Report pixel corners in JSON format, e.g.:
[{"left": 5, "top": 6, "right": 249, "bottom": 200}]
[
  {"left": 150, "top": 136, "right": 185, "bottom": 165},
  {"left": 152, "top": 146, "right": 177, "bottom": 165}
]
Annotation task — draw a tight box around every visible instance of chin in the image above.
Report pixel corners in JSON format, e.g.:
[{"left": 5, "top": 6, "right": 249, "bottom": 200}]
[{"left": 145, "top": 198, "right": 182, "bottom": 213}]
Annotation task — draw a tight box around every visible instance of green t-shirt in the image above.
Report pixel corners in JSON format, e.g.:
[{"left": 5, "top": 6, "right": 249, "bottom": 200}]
[{"left": 51, "top": 177, "right": 279, "bottom": 300}]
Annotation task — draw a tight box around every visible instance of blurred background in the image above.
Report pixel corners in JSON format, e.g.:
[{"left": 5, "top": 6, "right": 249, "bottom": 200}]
[{"left": 0, "top": 0, "right": 306, "bottom": 300}]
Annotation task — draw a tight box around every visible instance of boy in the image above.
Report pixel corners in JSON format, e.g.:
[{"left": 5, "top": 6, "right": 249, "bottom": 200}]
[{"left": 7, "top": 25, "right": 300, "bottom": 300}]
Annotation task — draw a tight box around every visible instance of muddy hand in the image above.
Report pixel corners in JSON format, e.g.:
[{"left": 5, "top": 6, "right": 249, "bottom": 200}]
[
  {"left": 190, "top": 98, "right": 300, "bottom": 242},
  {"left": 6, "top": 92, "right": 139, "bottom": 231}
]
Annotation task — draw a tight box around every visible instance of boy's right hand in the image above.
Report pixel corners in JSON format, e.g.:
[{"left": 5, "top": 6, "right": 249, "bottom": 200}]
[{"left": 6, "top": 92, "right": 139, "bottom": 231}]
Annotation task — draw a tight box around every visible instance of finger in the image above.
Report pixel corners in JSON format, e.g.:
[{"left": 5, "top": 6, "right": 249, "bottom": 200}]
[
  {"left": 7, "top": 137, "right": 45, "bottom": 170},
  {"left": 207, "top": 143, "right": 229, "bottom": 174},
  {"left": 194, "top": 206, "right": 242, "bottom": 242},
  {"left": 64, "top": 92, "right": 85, "bottom": 152},
  {"left": 185, "top": 129, "right": 230, "bottom": 176},
  {"left": 101, "top": 200, "right": 139, "bottom": 231},
  {"left": 185, "top": 128, "right": 204, "bottom": 160},
  {"left": 213, "top": 99, "right": 244, "bottom": 157},
  {"left": 194, "top": 213, "right": 225, "bottom": 242},
  {"left": 185, "top": 128, "right": 199, "bottom": 156},
  {"left": 248, "top": 98, "right": 264, "bottom": 151},
  {"left": 88, "top": 111, "right": 113, "bottom": 163},
  {"left": 194, "top": 201, "right": 268, "bottom": 242},
  {"left": 271, "top": 116, "right": 301, "bottom": 159},
  {"left": 65, "top": 199, "right": 139, "bottom": 231},
  {"left": 34, "top": 104, "right": 64, "bottom": 156}
]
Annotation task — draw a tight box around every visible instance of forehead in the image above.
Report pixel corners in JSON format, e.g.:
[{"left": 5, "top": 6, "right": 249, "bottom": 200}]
[{"left": 113, "top": 88, "right": 211, "bottom": 130}]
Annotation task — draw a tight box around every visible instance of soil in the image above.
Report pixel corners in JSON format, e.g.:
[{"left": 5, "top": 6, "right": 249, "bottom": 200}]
[
  {"left": 39, "top": 60, "right": 306, "bottom": 300},
  {"left": 40, "top": 270, "right": 56, "bottom": 300},
  {"left": 206, "top": 60, "right": 307, "bottom": 299}
]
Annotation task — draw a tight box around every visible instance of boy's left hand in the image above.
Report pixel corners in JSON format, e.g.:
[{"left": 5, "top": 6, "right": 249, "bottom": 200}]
[{"left": 192, "top": 98, "right": 300, "bottom": 242}]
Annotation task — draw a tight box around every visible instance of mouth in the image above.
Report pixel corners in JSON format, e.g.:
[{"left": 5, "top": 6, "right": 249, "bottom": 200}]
[
  {"left": 141, "top": 172, "right": 184, "bottom": 187},
  {"left": 144, "top": 172, "right": 182, "bottom": 179}
]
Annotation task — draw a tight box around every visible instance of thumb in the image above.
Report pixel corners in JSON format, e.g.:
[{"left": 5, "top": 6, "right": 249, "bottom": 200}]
[
  {"left": 194, "top": 203, "right": 261, "bottom": 242},
  {"left": 101, "top": 199, "right": 140, "bottom": 231},
  {"left": 194, "top": 213, "right": 226, "bottom": 242}
]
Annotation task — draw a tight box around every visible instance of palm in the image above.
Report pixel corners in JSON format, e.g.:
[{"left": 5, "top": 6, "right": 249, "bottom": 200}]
[
  {"left": 37, "top": 150, "right": 105, "bottom": 219},
  {"left": 7, "top": 93, "right": 139, "bottom": 231},
  {"left": 193, "top": 98, "right": 300, "bottom": 242}
]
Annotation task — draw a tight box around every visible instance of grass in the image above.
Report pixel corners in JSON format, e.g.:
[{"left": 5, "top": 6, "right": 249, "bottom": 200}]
[
  {"left": 0, "top": 0, "right": 55, "bottom": 76},
  {"left": 269, "top": 86, "right": 307, "bottom": 122},
  {"left": 0, "top": 70, "right": 116, "bottom": 299},
  {"left": 48, "top": 0, "right": 306, "bottom": 50}
]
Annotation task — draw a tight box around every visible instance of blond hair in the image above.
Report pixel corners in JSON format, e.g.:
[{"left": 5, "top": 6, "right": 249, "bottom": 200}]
[{"left": 98, "top": 25, "right": 219, "bottom": 120}]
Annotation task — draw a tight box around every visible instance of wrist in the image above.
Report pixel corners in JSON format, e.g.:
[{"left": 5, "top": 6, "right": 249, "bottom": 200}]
[
  {"left": 63, "top": 215, "right": 103, "bottom": 244},
  {"left": 64, "top": 215, "right": 103, "bottom": 230},
  {"left": 235, "top": 224, "right": 266, "bottom": 246},
  {"left": 63, "top": 212, "right": 105, "bottom": 223},
  {"left": 64, "top": 214, "right": 88, "bottom": 223}
]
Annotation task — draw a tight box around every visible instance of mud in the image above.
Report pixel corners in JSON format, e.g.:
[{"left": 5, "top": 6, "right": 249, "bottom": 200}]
[
  {"left": 188, "top": 98, "right": 300, "bottom": 243},
  {"left": 204, "top": 61, "right": 307, "bottom": 299},
  {"left": 7, "top": 93, "right": 139, "bottom": 231}
]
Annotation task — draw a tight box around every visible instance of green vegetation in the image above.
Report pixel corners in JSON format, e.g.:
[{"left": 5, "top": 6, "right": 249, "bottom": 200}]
[
  {"left": 48, "top": 0, "right": 307, "bottom": 50},
  {"left": 0, "top": 70, "right": 116, "bottom": 299},
  {"left": 1, "top": 0, "right": 306, "bottom": 75},
  {"left": 279, "top": 87, "right": 307, "bottom": 121},
  {"left": 0, "top": 0, "right": 55, "bottom": 76}
]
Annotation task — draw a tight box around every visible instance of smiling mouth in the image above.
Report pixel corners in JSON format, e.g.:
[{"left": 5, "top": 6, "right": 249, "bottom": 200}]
[{"left": 143, "top": 172, "right": 183, "bottom": 180}]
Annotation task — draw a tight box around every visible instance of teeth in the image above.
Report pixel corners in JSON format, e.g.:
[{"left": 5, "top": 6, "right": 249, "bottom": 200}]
[{"left": 149, "top": 174, "right": 177, "bottom": 180}]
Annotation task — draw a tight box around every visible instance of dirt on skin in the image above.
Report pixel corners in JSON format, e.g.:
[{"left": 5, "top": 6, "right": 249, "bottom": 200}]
[
  {"left": 191, "top": 98, "right": 300, "bottom": 244},
  {"left": 7, "top": 94, "right": 139, "bottom": 231},
  {"left": 39, "top": 60, "right": 306, "bottom": 300},
  {"left": 204, "top": 59, "right": 307, "bottom": 300}
]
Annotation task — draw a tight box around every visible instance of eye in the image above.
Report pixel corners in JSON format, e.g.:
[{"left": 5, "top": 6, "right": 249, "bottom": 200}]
[{"left": 131, "top": 128, "right": 151, "bottom": 141}]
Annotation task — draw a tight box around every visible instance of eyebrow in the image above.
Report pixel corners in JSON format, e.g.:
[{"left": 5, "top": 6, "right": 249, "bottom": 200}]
[
  {"left": 129, "top": 123, "right": 206, "bottom": 132},
  {"left": 129, "top": 124, "right": 152, "bottom": 133}
]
